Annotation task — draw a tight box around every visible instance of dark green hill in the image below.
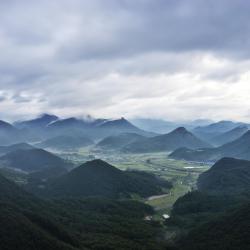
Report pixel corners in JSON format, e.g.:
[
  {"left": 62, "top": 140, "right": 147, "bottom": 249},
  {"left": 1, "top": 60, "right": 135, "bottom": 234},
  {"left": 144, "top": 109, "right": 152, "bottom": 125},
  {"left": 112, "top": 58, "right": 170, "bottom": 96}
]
[
  {"left": 0, "top": 173, "right": 165, "bottom": 250},
  {"left": 0, "top": 148, "right": 72, "bottom": 172},
  {"left": 96, "top": 133, "right": 145, "bottom": 150},
  {"left": 123, "top": 127, "right": 211, "bottom": 153},
  {"left": 179, "top": 202, "right": 250, "bottom": 250},
  {"left": 197, "top": 158, "right": 250, "bottom": 194},
  {"left": 37, "top": 135, "right": 94, "bottom": 150},
  {"left": 35, "top": 159, "right": 172, "bottom": 199},
  {"left": 170, "top": 130, "right": 250, "bottom": 162}
]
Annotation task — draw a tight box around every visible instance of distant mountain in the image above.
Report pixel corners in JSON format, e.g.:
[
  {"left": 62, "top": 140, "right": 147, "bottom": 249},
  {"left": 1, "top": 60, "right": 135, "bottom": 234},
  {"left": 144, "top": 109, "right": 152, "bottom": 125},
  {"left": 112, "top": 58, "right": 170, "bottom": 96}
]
[
  {"left": 170, "top": 130, "right": 250, "bottom": 162},
  {"left": 36, "top": 135, "right": 94, "bottom": 150},
  {"left": 36, "top": 159, "right": 172, "bottom": 199},
  {"left": 197, "top": 158, "right": 250, "bottom": 194},
  {"left": 0, "top": 120, "right": 23, "bottom": 145},
  {"left": 96, "top": 133, "right": 145, "bottom": 150},
  {"left": 211, "top": 125, "right": 249, "bottom": 146},
  {"left": 129, "top": 118, "right": 178, "bottom": 133},
  {"left": 123, "top": 127, "right": 211, "bottom": 153},
  {"left": 0, "top": 148, "right": 72, "bottom": 172},
  {"left": 14, "top": 114, "right": 59, "bottom": 129},
  {"left": 192, "top": 120, "right": 248, "bottom": 143},
  {"left": 0, "top": 142, "right": 34, "bottom": 156}
]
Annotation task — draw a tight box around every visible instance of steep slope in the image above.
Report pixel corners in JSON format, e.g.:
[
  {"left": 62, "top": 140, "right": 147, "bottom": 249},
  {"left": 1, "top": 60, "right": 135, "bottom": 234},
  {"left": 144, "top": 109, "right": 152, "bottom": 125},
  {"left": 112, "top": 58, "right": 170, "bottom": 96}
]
[
  {"left": 36, "top": 135, "right": 94, "bottom": 150},
  {"left": 197, "top": 158, "right": 250, "bottom": 194},
  {"left": 96, "top": 133, "right": 145, "bottom": 150},
  {"left": 0, "top": 148, "right": 72, "bottom": 172},
  {"left": 211, "top": 125, "right": 248, "bottom": 146},
  {"left": 123, "top": 127, "right": 211, "bottom": 153},
  {"left": 170, "top": 130, "right": 250, "bottom": 162},
  {"left": 35, "top": 159, "right": 172, "bottom": 198},
  {"left": 0, "top": 173, "right": 164, "bottom": 250}
]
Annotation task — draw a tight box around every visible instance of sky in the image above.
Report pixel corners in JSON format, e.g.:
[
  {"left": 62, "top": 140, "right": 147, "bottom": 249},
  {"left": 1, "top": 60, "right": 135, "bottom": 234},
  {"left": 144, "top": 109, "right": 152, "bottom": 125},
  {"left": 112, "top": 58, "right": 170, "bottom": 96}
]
[{"left": 1, "top": 0, "right": 250, "bottom": 122}]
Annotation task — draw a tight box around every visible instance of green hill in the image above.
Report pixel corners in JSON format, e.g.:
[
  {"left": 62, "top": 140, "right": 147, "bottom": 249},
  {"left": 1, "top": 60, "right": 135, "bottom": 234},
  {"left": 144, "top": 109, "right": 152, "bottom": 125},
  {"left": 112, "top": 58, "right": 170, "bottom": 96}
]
[
  {"left": 34, "top": 159, "right": 172, "bottom": 199},
  {"left": 0, "top": 172, "right": 165, "bottom": 250},
  {"left": 0, "top": 148, "right": 72, "bottom": 172}
]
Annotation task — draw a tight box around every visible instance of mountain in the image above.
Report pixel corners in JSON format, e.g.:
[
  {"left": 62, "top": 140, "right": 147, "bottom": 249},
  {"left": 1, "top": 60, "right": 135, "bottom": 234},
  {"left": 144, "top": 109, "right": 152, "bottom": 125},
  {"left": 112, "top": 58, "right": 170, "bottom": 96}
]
[
  {"left": 36, "top": 135, "right": 94, "bottom": 150},
  {"left": 97, "top": 117, "right": 154, "bottom": 137},
  {"left": 179, "top": 202, "right": 250, "bottom": 250},
  {"left": 211, "top": 125, "right": 249, "bottom": 146},
  {"left": 0, "top": 142, "right": 34, "bottom": 156},
  {"left": 123, "top": 127, "right": 211, "bottom": 153},
  {"left": 170, "top": 130, "right": 250, "bottom": 162},
  {"left": 14, "top": 114, "right": 59, "bottom": 129},
  {"left": 0, "top": 148, "right": 72, "bottom": 172},
  {"left": 34, "top": 159, "right": 172, "bottom": 198},
  {"left": 0, "top": 172, "right": 165, "bottom": 250},
  {"left": 96, "top": 133, "right": 145, "bottom": 150},
  {"left": 197, "top": 158, "right": 250, "bottom": 194},
  {"left": 0, "top": 120, "right": 23, "bottom": 145},
  {"left": 192, "top": 120, "right": 248, "bottom": 143}
]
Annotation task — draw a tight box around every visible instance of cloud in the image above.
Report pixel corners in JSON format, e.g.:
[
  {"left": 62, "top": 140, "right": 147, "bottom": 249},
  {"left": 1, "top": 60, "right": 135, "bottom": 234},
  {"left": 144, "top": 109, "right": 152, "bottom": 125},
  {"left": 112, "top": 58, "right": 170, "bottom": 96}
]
[{"left": 0, "top": 0, "right": 250, "bottom": 121}]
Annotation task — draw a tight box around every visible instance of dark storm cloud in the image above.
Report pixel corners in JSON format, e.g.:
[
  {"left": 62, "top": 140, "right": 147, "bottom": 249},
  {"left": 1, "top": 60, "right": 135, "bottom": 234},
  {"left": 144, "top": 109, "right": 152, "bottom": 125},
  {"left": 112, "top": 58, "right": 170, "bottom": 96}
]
[{"left": 0, "top": 0, "right": 250, "bottom": 121}]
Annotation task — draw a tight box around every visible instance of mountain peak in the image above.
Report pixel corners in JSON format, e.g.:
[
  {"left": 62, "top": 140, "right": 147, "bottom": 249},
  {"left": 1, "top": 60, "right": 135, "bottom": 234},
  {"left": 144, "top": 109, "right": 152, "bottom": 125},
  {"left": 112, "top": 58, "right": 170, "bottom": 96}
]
[{"left": 172, "top": 127, "right": 189, "bottom": 134}]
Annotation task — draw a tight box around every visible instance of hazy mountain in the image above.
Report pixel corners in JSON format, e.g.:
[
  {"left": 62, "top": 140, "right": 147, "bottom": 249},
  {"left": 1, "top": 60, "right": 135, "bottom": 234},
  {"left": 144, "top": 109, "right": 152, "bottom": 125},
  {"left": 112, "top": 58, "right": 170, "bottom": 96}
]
[
  {"left": 123, "top": 127, "right": 211, "bottom": 153},
  {"left": 14, "top": 114, "right": 59, "bottom": 129},
  {"left": 129, "top": 118, "right": 178, "bottom": 133},
  {"left": 96, "top": 132, "right": 145, "bottom": 150},
  {"left": 0, "top": 143, "right": 34, "bottom": 156},
  {"left": 170, "top": 130, "right": 250, "bottom": 162},
  {"left": 36, "top": 159, "right": 172, "bottom": 199},
  {"left": 192, "top": 120, "right": 248, "bottom": 143},
  {"left": 211, "top": 125, "right": 249, "bottom": 146},
  {"left": 0, "top": 148, "right": 72, "bottom": 172},
  {"left": 36, "top": 135, "right": 94, "bottom": 151},
  {"left": 0, "top": 120, "right": 23, "bottom": 145}
]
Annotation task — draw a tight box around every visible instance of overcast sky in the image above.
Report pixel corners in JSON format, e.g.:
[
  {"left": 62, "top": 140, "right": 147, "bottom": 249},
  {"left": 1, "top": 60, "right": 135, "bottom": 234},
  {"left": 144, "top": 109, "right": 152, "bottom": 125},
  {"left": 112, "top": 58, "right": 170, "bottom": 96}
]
[{"left": 1, "top": 0, "right": 250, "bottom": 122}]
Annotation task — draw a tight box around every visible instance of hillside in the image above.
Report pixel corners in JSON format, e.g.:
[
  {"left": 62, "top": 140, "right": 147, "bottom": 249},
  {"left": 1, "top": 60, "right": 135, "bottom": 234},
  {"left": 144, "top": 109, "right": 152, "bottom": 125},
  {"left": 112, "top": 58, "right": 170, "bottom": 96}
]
[
  {"left": 197, "top": 158, "right": 250, "bottom": 194},
  {"left": 211, "top": 125, "right": 248, "bottom": 146},
  {"left": 36, "top": 135, "right": 94, "bottom": 150},
  {"left": 34, "top": 159, "right": 172, "bottom": 199},
  {"left": 170, "top": 130, "right": 250, "bottom": 162},
  {"left": 0, "top": 120, "right": 23, "bottom": 145},
  {"left": 96, "top": 133, "right": 145, "bottom": 150},
  {"left": 0, "top": 172, "right": 165, "bottom": 250},
  {"left": 0, "top": 148, "right": 72, "bottom": 172},
  {"left": 123, "top": 127, "right": 211, "bottom": 153}
]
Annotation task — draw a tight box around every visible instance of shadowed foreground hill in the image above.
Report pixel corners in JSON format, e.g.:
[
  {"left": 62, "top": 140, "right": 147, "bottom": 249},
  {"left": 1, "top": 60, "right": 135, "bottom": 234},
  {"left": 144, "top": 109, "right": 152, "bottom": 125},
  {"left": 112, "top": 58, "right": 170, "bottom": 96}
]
[
  {"left": 0, "top": 148, "right": 72, "bottom": 172},
  {"left": 33, "top": 159, "right": 172, "bottom": 199},
  {"left": 0, "top": 172, "right": 166, "bottom": 250},
  {"left": 123, "top": 127, "right": 211, "bottom": 153}
]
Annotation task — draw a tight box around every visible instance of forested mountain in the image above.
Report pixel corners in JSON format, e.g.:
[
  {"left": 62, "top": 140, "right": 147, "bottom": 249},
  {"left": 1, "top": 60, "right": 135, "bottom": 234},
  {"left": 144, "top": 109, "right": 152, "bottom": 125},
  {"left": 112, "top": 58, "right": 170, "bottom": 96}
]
[
  {"left": 170, "top": 130, "right": 250, "bottom": 162},
  {"left": 31, "top": 159, "right": 172, "bottom": 199},
  {"left": 0, "top": 148, "right": 72, "bottom": 172},
  {"left": 123, "top": 127, "right": 210, "bottom": 153}
]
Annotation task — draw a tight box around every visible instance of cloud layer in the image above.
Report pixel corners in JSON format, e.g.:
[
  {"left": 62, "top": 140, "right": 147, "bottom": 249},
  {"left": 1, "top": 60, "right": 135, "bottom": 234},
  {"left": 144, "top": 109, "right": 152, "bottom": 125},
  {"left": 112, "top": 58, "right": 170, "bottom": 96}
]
[{"left": 1, "top": 0, "right": 250, "bottom": 121}]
